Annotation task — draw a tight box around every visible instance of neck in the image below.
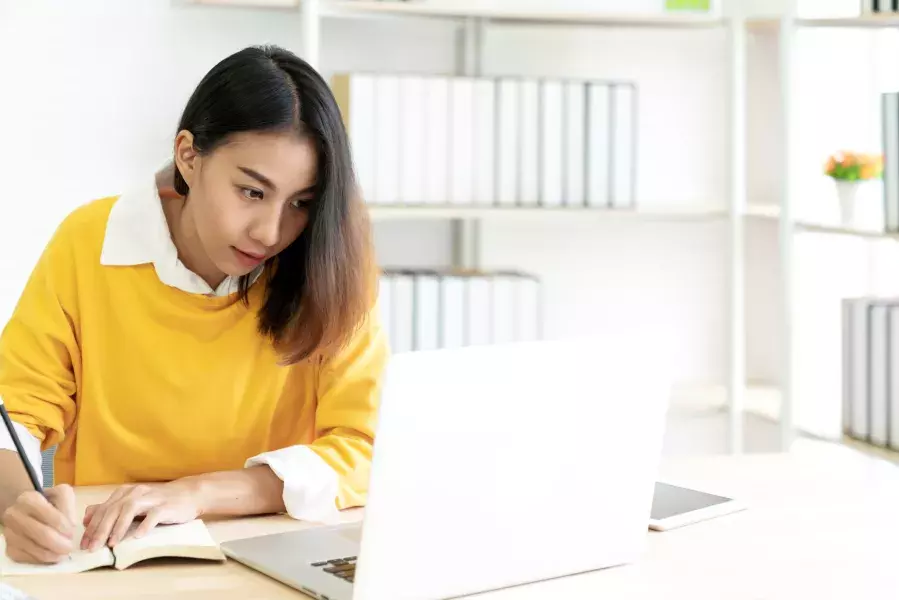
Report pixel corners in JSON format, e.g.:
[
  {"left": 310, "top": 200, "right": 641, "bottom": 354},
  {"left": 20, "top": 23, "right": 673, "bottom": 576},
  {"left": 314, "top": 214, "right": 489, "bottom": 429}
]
[{"left": 157, "top": 170, "right": 227, "bottom": 291}]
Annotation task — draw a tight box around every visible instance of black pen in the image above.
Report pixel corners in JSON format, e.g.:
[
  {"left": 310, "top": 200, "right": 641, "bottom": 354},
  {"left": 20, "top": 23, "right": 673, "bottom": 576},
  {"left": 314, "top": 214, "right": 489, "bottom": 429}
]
[{"left": 0, "top": 401, "right": 44, "bottom": 494}]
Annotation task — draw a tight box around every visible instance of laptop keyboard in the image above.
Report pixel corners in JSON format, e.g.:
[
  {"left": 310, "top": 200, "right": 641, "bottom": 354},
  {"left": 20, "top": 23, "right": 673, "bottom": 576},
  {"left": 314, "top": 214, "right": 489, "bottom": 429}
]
[{"left": 311, "top": 556, "right": 357, "bottom": 583}]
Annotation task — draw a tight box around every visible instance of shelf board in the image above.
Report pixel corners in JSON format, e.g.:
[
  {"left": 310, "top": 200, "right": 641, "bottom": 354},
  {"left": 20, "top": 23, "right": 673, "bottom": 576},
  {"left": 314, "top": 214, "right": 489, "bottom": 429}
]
[
  {"left": 798, "top": 15, "right": 899, "bottom": 28},
  {"left": 746, "top": 204, "right": 899, "bottom": 240},
  {"left": 748, "top": 15, "right": 899, "bottom": 30},
  {"left": 367, "top": 204, "right": 727, "bottom": 221},
  {"left": 323, "top": 1, "right": 724, "bottom": 28}
]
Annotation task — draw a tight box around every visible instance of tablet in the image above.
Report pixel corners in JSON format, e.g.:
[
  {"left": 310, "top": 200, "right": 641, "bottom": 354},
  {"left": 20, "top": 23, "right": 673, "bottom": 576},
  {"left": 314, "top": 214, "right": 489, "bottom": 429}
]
[{"left": 648, "top": 482, "right": 746, "bottom": 531}]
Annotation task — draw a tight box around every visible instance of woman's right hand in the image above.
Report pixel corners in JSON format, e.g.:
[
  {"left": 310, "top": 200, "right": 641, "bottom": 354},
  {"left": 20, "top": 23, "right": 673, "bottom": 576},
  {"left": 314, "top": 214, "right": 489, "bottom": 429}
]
[{"left": 1, "top": 485, "right": 77, "bottom": 564}]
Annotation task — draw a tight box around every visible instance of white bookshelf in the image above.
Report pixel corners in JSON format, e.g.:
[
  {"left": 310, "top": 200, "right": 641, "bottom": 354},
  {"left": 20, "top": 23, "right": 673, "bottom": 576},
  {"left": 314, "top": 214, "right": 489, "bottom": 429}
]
[
  {"left": 188, "top": 0, "right": 748, "bottom": 452},
  {"left": 180, "top": 0, "right": 899, "bottom": 460}
]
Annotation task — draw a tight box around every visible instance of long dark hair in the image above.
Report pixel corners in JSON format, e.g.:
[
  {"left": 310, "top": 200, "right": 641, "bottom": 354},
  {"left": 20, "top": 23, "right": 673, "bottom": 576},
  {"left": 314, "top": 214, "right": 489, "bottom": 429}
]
[{"left": 174, "top": 45, "right": 374, "bottom": 364}]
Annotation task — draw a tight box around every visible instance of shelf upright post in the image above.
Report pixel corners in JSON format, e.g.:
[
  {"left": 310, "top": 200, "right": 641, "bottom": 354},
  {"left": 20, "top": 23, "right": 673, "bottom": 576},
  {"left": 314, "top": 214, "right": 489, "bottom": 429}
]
[
  {"left": 451, "top": 16, "right": 487, "bottom": 270},
  {"left": 302, "top": 0, "right": 321, "bottom": 70},
  {"left": 778, "top": 2, "right": 798, "bottom": 451},
  {"left": 728, "top": 9, "right": 747, "bottom": 455}
]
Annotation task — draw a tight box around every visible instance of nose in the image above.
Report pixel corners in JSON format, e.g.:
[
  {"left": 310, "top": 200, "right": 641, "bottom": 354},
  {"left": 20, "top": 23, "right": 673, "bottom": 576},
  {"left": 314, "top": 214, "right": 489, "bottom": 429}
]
[{"left": 249, "top": 204, "right": 282, "bottom": 249}]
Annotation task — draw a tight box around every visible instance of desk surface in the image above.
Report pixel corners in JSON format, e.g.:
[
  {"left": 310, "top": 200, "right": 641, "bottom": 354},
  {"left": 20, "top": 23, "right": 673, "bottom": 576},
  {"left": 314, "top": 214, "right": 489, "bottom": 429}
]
[{"left": 6, "top": 439, "right": 899, "bottom": 600}]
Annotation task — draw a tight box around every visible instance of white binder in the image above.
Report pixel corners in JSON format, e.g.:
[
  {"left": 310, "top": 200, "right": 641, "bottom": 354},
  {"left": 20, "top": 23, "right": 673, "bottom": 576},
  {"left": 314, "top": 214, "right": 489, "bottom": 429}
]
[
  {"left": 399, "top": 76, "right": 427, "bottom": 205},
  {"left": 414, "top": 272, "right": 441, "bottom": 352},
  {"left": 391, "top": 272, "right": 415, "bottom": 354},
  {"left": 564, "top": 80, "right": 587, "bottom": 208},
  {"left": 883, "top": 93, "right": 899, "bottom": 231},
  {"left": 424, "top": 77, "right": 450, "bottom": 205},
  {"left": 497, "top": 78, "right": 520, "bottom": 207},
  {"left": 378, "top": 272, "right": 393, "bottom": 351},
  {"left": 611, "top": 84, "right": 637, "bottom": 209},
  {"left": 870, "top": 304, "right": 889, "bottom": 446},
  {"left": 440, "top": 274, "right": 466, "bottom": 349},
  {"left": 374, "top": 75, "right": 401, "bottom": 205},
  {"left": 472, "top": 79, "right": 496, "bottom": 206},
  {"left": 848, "top": 300, "right": 870, "bottom": 441},
  {"left": 467, "top": 275, "right": 493, "bottom": 346},
  {"left": 516, "top": 276, "right": 541, "bottom": 342},
  {"left": 890, "top": 305, "right": 899, "bottom": 450},
  {"left": 519, "top": 79, "right": 540, "bottom": 207},
  {"left": 491, "top": 273, "right": 518, "bottom": 345},
  {"left": 337, "top": 74, "right": 376, "bottom": 204},
  {"left": 586, "top": 83, "right": 611, "bottom": 208},
  {"left": 842, "top": 299, "right": 853, "bottom": 435},
  {"left": 540, "top": 80, "right": 564, "bottom": 208},
  {"left": 450, "top": 78, "right": 475, "bottom": 205}
]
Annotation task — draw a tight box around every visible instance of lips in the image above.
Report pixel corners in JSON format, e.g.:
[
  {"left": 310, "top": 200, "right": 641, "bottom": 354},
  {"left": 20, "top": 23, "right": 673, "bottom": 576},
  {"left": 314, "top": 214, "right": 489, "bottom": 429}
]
[
  {"left": 232, "top": 246, "right": 267, "bottom": 267},
  {"left": 237, "top": 248, "right": 266, "bottom": 260}
]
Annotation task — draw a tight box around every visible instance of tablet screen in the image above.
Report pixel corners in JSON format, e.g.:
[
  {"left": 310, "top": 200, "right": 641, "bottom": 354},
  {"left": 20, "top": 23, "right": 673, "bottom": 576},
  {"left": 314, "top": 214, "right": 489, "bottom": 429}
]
[{"left": 650, "top": 482, "right": 733, "bottom": 520}]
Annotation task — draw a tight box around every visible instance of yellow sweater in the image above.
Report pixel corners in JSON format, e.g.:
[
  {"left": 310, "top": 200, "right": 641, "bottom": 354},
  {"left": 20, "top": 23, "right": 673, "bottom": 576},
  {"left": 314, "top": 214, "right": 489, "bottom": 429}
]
[{"left": 0, "top": 197, "right": 387, "bottom": 510}]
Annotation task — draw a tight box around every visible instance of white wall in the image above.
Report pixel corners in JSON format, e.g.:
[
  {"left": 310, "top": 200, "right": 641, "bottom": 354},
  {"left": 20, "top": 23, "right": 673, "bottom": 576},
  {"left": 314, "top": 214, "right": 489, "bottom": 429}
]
[{"left": 0, "top": 0, "right": 733, "bottom": 388}]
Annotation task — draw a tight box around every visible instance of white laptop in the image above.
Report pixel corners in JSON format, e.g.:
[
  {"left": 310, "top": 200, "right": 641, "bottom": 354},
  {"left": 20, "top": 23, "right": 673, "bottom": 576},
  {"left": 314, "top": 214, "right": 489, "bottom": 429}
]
[{"left": 222, "top": 338, "right": 672, "bottom": 600}]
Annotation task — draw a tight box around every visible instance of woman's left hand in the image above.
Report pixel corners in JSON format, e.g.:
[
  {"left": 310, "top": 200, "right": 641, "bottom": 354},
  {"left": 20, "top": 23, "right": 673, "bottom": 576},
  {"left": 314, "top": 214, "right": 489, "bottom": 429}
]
[{"left": 81, "top": 481, "right": 202, "bottom": 551}]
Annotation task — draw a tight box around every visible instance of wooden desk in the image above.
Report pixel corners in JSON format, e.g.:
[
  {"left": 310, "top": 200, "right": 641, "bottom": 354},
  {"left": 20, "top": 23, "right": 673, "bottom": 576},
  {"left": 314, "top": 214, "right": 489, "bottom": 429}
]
[{"left": 6, "top": 439, "right": 899, "bottom": 600}]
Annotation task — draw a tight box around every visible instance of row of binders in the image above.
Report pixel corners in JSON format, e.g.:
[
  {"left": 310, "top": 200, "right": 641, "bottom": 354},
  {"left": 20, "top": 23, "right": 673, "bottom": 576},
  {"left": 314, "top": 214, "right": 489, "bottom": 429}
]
[
  {"left": 378, "top": 270, "right": 542, "bottom": 354},
  {"left": 332, "top": 73, "right": 637, "bottom": 209},
  {"left": 842, "top": 298, "right": 899, "bottom": 450},
  {"left": 862, "top": 0, "right": 899, "bottom": 13}
]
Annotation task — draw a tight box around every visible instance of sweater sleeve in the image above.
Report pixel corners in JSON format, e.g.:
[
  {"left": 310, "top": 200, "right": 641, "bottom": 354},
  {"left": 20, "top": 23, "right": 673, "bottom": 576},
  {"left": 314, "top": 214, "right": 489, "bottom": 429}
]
[
  {"left": 246, "top": 310, "right": 388, "bottom": 521},
  {"left": 0, "top": 219, "right": 80, "bottom": 450},
  {"left": 308, "top": 312, "right": 388, "bottom": 509}
]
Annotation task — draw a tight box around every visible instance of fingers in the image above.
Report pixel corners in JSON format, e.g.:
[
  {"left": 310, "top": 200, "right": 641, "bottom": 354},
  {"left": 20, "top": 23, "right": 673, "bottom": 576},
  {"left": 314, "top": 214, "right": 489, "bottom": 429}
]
[
  {"left": 81, "top": 485, "right": 133, "bottom": 550},
  {"left": 18, "top": 492, "right": 75, "bottom": 540},
  {"left": 83, "top": 486, "right": 153, "bottom": 551},
  {"left": 108, "top": 495, "right": 150, "bottom": 547},
  {"left": 47, "top": 484, "right": 78, "bottom": 530},
  {"left": 2, "top": 510, "right": 72, "bottom": 564},
  {"left": 83, "top": 502, "right": 122, "bottom": 552},
  {"left": 5, "top": 543, "right": 43, "bottom": 565},
  {"left": 83, "top": 505, "right": 97, "bottom": 527},
  {"left": 133, "top": 507, "right": 164, "bottom": 541}
]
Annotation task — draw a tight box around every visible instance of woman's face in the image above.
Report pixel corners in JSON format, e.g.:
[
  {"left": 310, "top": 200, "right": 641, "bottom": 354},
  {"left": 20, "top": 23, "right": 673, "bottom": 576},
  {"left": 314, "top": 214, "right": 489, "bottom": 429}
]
[{"left": 175, "top": 130, "right": 318, "bottom": 278}]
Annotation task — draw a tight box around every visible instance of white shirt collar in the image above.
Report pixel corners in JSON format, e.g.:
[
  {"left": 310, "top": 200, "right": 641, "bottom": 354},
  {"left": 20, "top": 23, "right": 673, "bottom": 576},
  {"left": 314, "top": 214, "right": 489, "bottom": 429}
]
[{"left": 100, "top": 179, "right": 261, "bottom": 297}]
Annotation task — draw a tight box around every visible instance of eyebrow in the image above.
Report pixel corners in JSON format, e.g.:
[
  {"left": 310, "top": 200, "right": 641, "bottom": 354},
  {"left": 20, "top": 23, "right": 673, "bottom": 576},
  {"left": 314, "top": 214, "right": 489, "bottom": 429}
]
[{"left": 238, "top": 166, "right": 277, "bottom": 192}]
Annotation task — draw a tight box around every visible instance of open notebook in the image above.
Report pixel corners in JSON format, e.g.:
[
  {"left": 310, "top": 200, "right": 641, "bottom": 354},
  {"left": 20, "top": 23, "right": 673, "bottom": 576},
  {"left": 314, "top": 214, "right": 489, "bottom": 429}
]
[{"left": 0, "top": 519, "right": 225, "bottom": 575}]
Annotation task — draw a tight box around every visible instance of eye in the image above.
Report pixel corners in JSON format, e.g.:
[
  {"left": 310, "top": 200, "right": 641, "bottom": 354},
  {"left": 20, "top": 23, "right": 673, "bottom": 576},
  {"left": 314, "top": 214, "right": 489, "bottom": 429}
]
[
  {"left": 239, "top": 186, "right": 264, "bottom": 201},
  {"left": 290, "top": 197, "right": 312, "bottom": 210}
]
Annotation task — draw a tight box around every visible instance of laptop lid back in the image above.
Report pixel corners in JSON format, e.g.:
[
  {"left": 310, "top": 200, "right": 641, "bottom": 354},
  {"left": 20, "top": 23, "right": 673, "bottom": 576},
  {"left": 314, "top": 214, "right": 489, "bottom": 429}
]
[{"left": 353, "top": 338, "right": 672, "bottom": 600}]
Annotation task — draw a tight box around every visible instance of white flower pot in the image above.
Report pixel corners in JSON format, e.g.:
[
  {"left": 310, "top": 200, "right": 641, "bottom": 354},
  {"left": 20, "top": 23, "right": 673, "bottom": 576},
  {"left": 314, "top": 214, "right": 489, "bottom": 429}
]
[{"left": 835, "top": 180, "right": 863, "bottom": 228}]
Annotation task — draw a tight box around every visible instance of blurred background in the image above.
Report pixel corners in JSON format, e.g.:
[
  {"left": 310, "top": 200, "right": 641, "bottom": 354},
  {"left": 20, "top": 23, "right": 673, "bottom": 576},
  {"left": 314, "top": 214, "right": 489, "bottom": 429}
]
[{"left": 1, "top": 0, "right": 898, "bottom": 465}]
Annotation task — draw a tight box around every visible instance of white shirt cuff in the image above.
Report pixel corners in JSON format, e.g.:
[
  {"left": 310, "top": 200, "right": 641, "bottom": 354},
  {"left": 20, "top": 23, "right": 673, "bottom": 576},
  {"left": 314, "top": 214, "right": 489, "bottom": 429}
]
[
  {"left": 0, "top": 419, "right": 44, "bottom": 487},
  {"left": 245, "top": 445, "right": 340, "bottom": 524}
]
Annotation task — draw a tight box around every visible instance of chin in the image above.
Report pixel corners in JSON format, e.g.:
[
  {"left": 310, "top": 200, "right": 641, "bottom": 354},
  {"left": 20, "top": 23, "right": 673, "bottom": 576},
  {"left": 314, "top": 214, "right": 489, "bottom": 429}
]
[{"left": 223, "top": 263, "right": 258, "bottom": 278}]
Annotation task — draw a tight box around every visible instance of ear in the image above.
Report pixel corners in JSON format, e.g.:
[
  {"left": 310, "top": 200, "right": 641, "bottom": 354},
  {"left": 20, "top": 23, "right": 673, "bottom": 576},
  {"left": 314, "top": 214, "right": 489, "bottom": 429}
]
[{"left": 173, "top": 130, "right": 198, "bottom": 189}]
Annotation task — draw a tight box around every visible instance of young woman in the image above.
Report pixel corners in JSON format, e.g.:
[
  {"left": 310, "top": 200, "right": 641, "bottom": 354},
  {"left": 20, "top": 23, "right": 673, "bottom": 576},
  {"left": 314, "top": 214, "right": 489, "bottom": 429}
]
[{"left": 0, "top": 45, "right": 387, "bottom": 565}]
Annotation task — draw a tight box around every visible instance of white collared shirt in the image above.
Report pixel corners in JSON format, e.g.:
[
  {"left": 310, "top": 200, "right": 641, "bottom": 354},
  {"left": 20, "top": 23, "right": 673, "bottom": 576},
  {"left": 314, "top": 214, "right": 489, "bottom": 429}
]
[{"left": 0, "top": 180, "right": 339, "bottom": 524}]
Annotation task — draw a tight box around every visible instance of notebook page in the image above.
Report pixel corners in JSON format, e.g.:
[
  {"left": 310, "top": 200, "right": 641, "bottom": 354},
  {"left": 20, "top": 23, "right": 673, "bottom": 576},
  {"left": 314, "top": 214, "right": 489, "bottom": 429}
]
[
  {"left": 113, "top": 519, "right": 218, "bottom": 556},
  {"left": 0, "top": 531, "right": 114, "bottom": 575}
]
